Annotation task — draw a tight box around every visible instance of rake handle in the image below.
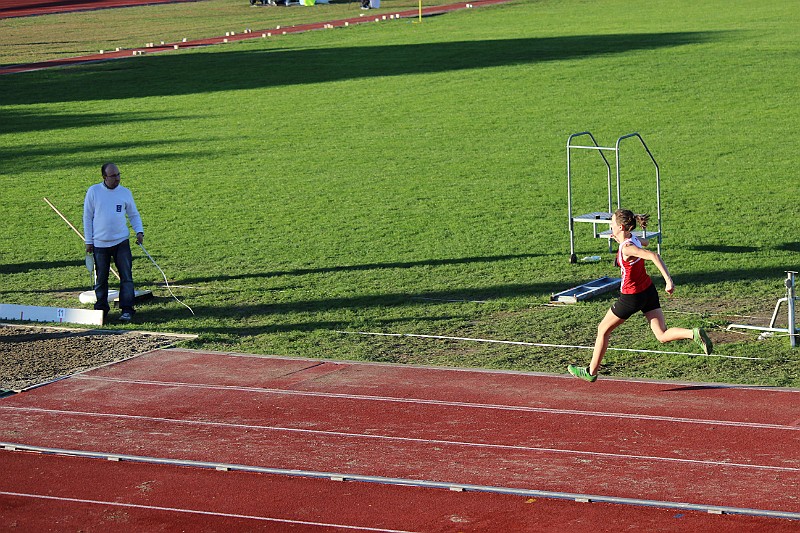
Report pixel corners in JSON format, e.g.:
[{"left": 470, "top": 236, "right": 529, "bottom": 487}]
[{"left": 44, "top": 197, "right": 120, "bottom": 281}]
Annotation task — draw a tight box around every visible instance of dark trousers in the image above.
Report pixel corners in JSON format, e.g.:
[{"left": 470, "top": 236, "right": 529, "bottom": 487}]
[{"left": 93, "top": 239, "right": 135, "bottom": 314}]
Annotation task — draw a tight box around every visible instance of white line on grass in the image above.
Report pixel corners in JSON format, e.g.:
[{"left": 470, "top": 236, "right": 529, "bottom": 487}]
[{"left": 335, "top": 330, "right": 767, "bottom": 360}]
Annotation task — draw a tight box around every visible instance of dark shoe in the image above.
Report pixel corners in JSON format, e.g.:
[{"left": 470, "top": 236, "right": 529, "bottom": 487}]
[{"left": 119, "top": 312, "right": 133, "bottom": 322}]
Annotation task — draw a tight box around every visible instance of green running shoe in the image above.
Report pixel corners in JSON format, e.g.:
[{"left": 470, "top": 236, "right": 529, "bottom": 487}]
[
  {"left": 693, "top": 328, "right": 713, "bottom": 355},
  {"left": 568, "top": 364, "right": 597, "bottom": 382}
]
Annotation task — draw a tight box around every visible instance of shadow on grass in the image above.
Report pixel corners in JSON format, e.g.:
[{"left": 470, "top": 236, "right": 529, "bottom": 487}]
[
  {"left": 137, "top": 263, "right": 797, "bottom": 333},
  {"left": 0, "top": 255, "right": 153, "bottom": 279},
  {"left": 661, "top": 384, "right": 781, "bottom": 391},
  {"left": 0, "top": 137, "right": 207, "bottom": 172},
  {"left": 0, "top": 109, "right": 201, "bottom": 135},
  {"left": 172, "top": 259, "right": 793, "bottom": 300},
  {"left": 666, "top": 266, "right": 796, "bottom": 287},
  {"left": 688, "top": 242, "right": 799, "bottom": 254},
  {"left": 0, "top": 32, "right": 720, "bottom": 104},
  {"left": 0, "top": 328, "right": 130, "bottom": 343},
  {"left": 0, "top": 260, "right": 82, "bottom": 275},
  {"left": 689, "top": 245, "right": 760, "bottom": 254},
  {"left": 142, "top": 279, "right": 566, "bottom": 330},
  {"left": 178, "top": 252, "right": 547, "bottom": 284},
  {"left": 177, "top": 315, "right": 456, "bottom": 339}
]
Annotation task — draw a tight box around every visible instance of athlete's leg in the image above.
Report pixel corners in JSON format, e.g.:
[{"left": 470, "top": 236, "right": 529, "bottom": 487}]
[
  {"left": 645, "top": 308, "right": 693, "bottom": 343},
  {"left": 590, "top": 309, "right": 626, "bottom": 375}
]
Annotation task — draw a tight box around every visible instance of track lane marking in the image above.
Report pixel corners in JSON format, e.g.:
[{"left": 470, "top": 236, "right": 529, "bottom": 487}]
[
  {"left": 3, "top": 406, "right": 799, "bottom": 473},
  {"left": 153, "top": 349, "right": 800, "bottom": 392},
  {"left": 0, "top": 491, "right": 416, "bottom": 532},
  {"left": 71, "top": 376, "right": 800, "bottom": 431}
]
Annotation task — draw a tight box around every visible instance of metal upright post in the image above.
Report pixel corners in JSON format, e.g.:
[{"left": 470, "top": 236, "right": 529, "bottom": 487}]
[
  {"left": 727, "top": 271, "right": 798, "bottom": 347},
  {"left": 566, "top": 132, "right": 613, "bottom": 263},
  {"left": 788, "top": 271, "right": 797, "bottom": 348},
  {"left": 565, "top": 132, "right": 662, "bottom": 261},
  {"left": 615, "top": 133, "right": 662, "bottom": 256}
]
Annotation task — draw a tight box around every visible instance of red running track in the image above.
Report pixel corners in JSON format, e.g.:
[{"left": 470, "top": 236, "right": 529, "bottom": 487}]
[
  {"left": 3, "top": 448, "right": 797, "bottom": 532},
  {"left": 1, "top": 348, "right": 799, "bottom": 531},
  {"left": 0, "top": 0, "right": 200, "bottom": 19}
]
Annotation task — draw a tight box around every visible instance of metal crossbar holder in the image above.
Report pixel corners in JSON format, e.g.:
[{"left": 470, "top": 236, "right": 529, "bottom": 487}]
[
  {"left": 727, "top": 271, "right": 797, "bottom": 348},
  {"left": 598, "top": 229, "right": 662, "bottom": 241},
  {"left": 574, "top": 212, "right": 614, "bottom": 245},
  {"left": 769, "top": 298, "right": 790, "bottom": 328},
  {"left": 572, "top": 212, "right": 612, "bottom": 223},
  {"left": 567, "top": 145, "right": 617, "bottom": 151}
]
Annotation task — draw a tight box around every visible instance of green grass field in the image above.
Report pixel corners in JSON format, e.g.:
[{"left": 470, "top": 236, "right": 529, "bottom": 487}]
[{"left": 1, "top": 0, "right": 798, "bottom": 386}]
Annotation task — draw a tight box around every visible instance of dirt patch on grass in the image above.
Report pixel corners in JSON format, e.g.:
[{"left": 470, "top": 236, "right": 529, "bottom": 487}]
[
  {"left": 0, "top": 325, "right": 184, "bottom": 392},
  {"left": 666, "top": 297, "right": 774, "bottom": 322}
]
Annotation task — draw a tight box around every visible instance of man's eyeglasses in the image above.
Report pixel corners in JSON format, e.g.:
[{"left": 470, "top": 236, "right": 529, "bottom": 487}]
[{"left": 104, "top": 172, "right": 120, "bottom": 179}]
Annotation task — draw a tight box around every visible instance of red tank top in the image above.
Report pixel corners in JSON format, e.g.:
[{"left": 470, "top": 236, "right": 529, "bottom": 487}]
[{"left": 618, "top": 236, "right": 652, "bottom": 295}]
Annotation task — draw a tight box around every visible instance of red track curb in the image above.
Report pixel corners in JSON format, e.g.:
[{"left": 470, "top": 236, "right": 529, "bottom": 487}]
[{"left": 0, "top": 0, "right": 201, "bottom": 20}]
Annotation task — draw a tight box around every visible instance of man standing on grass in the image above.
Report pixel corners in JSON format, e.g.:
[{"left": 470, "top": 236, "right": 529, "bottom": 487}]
[{"left": 83, "top": 162, "right": 144, "bottom": 322}]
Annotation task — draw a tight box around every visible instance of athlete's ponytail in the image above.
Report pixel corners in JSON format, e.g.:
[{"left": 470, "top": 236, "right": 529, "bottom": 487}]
[{"left": 614, "top": 209, "right": 649, "bottom": 232}]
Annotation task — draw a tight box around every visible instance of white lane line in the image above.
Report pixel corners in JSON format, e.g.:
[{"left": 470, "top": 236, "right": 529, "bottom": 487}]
[
  {"left": 0, "top": 491, "right": 416, "bottom": 532},
  {"left": 73, "top": 376, "right": 800, "bottom": 432},
  {"left": 3, "top": 406, "right": 798, "bottom": 473},
  {"left": 160, "top": 349, "right": 800, "bottom": 392}
]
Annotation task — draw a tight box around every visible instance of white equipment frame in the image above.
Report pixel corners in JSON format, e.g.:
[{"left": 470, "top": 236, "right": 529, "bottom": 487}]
[
  {"left": 567, "top": 132, "right": 663, "bottom": 263},
  {"left": 728, "top": 271, "right": 798, "bottom": 348}
]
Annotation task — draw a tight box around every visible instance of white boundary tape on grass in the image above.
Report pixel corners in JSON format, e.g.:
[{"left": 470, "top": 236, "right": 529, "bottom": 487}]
[{"left": 335, "top": 331, "right": 767, "bottom": 361}]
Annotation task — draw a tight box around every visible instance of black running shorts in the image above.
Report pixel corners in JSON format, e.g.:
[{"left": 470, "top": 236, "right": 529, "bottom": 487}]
[{"left": 611, "top": 283, "right": 661, "bottom": 320}]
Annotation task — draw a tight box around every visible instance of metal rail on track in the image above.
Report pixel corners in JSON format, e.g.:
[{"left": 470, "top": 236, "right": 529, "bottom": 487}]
[{"left": 3, "top": 442, "right": 798, "bottom": 521}]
